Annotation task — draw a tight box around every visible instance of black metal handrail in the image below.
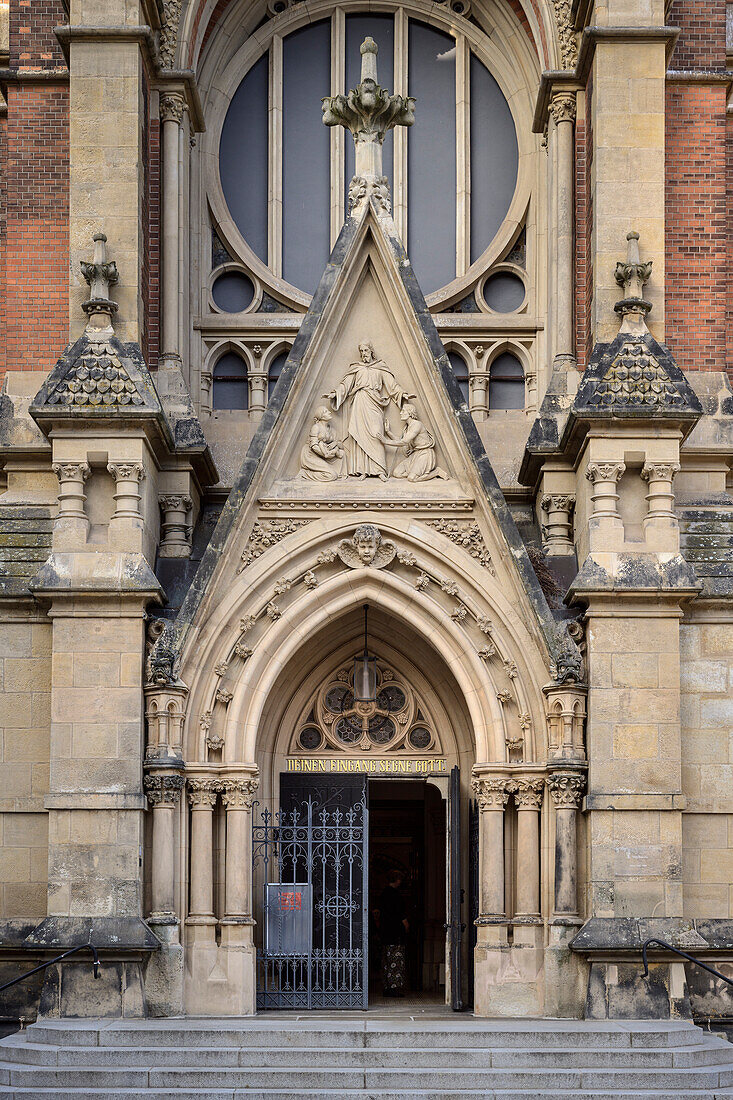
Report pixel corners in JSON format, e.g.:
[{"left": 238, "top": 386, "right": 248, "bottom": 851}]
[
  {"left": 0, "top": 944, "right": 100, "bottom": 996},
  {"left": 642, "top": 937, "right": 733, "bottom": 989}
]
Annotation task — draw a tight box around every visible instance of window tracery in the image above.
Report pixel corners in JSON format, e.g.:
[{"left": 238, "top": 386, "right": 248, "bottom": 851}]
[{"left": 291, "top": 661, "right": 441, "bottom": 755}]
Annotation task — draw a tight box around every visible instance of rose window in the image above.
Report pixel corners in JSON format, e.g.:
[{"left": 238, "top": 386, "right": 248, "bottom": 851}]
[{"left": 293, "top": 662, "right": 437, "bottom": 755}]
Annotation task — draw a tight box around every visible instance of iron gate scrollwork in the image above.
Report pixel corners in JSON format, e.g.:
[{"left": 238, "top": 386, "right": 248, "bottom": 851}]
[{"left": 252, "top": 779, "right": 368, "bottom": 1009}]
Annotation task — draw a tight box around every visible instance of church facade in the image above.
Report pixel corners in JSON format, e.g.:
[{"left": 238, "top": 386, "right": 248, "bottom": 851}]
[{"left": 0, "top": 0, "right": 732, "bottom": 1026}]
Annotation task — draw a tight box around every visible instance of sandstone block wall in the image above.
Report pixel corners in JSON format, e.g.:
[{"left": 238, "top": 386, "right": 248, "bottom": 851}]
[{"left": 0, "top": 618, "right": 52, "bottom": 919}]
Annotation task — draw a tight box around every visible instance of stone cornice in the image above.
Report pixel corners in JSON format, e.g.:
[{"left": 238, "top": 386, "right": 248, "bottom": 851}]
[
  {"left": 53, "top": 25, "right": 205, "bottom": 130},
  {"left": 576, "top": 26, "right": 680, "bottom": 84},
  {"left": 532, "top": 71, "right": 582, "bottom": 134}
]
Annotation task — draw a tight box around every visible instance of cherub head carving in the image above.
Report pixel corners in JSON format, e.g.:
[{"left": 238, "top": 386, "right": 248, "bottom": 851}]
[{"left": 337, "top": 523, "right": 397, "bottom": 569}]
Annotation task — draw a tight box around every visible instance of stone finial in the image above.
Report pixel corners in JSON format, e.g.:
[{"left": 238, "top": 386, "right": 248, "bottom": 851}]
[
  {"left": 613, "top": 231, "right": 652, "bottom": 333},
  {"left": 322, "top": 37, "right": 415, "bottom": 191},
  {"left": 80, "top": 232, "right": 119, "bottom": 326}
]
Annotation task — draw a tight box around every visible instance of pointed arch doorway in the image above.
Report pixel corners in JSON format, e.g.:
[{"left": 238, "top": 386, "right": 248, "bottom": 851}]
[{"left": 250, "top": 603, "right": 474, "bottom": 1011}]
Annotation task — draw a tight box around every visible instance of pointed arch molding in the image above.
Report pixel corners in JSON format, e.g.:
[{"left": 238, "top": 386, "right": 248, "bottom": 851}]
[{"left": 178, "top": 521, "right": 552, "bottom": 766}]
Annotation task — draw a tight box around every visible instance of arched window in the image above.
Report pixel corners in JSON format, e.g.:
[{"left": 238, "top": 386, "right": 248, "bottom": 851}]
[
  {"left": 218, "top": 11, "right": 519, "bottom": 297},
  {"left": 212, "top": 352, "right": 249, "bottom": 410},
  {"left": 448, "top": 352, "right": 470, "bottom": 404},
  {"left": 268, "top": 352, "right": 288, "bottom": 402},
  {"left": 489, "top": 352, "right": 524, "bottom": 410}
]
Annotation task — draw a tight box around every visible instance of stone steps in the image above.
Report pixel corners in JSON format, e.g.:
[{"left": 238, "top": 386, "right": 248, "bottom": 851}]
[{"left": 0, "top": 1018, "right": 731, "bottom": 1099}]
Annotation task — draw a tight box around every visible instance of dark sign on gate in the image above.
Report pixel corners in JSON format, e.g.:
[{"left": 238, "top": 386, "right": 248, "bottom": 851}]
[{"left": 264, "top": 883, "right": 312, "bottom": 955}]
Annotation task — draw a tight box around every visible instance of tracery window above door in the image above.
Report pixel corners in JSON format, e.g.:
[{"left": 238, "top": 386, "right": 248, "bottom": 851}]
[
  {"left": 290, "top": 661, "right": 442, "bottom": 756},
  {"left": 215, "top": 7, "right": 519, "bottom": 302}
]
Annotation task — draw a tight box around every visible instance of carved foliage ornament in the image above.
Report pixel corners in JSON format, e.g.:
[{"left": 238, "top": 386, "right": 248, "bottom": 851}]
[
  {"left": 144, "top": 773, "right": 185, "bottom": 807},
  {"left": 549, "top": 93, "right": 576, "bottom": 125},
  {"left": 157, "top": 0, "right": 182, "bottom": 70},
  {"left": 146, "top": 624, "right": 181, "bottom": 687},
  {"left": 552, "top": 0, "right": 579, "bottom": 69},
  {"left": 550, "top": 623, "right": 585, "bottom": 685},
  {"left": 322, "top": 38, "right": 415, "bottom": 146},
  {"left": 426, "top": 520, "right": 494, "bottom": 573},
  {"left": 547, "top": 771, "right": 585, "bottom": 808},
  {"left": 238, "top": 519, "right": 311, "bottom": 573}
]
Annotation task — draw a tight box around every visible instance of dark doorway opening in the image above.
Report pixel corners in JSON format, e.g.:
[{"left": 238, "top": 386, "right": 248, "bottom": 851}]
[{"left": 368, "top": 780, "right": 446, "bottom": 1006}]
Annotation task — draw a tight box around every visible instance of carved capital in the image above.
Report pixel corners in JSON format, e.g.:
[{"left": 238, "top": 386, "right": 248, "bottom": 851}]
[
  {"left": 159, "top": 494, "right": 192, "bottom": 512},
  {"left": 549, "top": 93, "right": 576, "bottom": 125},
  {"left": 160, "top": 92, "right": 186, "bottom": 125},
  {"left": 187, "top": 778, "right": 219, "bottom": 808},
  {"left": 547, "top": 770, "right": 585, "bottom": 809},
  {"left": 144, "top": 772, "right": 185, "bottom": 807},
  {"left": 107, "top": 461, "right": 145, "bottom": 483},
  {"left": 513, "top": 777, "right": 545, "bottom": 809},
  {"left": 220, "top": 777, "right": 259, "bottom": 809},
  {"left": 541, "top": 494, "right": 575, "bottom": 514},
  {"left": 52, "top": 461, "right": 90, "bottom": 482},
  {"left": 641, "top": 462, "right": 680, "bottom": 483},
  {"left": 472, "top": 776, "right": 511, "bottom": 810},
  {"left": 585, "top": 461, "right": 625, "bottom": 485}
]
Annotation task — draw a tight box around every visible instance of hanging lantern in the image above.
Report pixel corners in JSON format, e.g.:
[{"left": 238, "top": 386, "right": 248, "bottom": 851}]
[{"left": 353, "top": 604, "right": 377, "bottom": 703}]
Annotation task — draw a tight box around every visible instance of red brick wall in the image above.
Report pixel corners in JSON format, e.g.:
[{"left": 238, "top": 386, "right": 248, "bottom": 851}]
[
  {"left": 0, "top": 108, "right": 7, "bottom": 380},
  {"left": 3, "top": 0, "right": 69, "bottom": 377},
  {"left": 665, "top": 83, "right": 727, "bottom": 372},
  {"left": 668, "top": 0, "right": 726, "bottom": 69},
  {"left": 574, "top": 75, "right": 593, "bottom": 369}
]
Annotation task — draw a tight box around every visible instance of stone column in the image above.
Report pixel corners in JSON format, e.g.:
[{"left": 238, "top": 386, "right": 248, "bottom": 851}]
[
  {"left": 52, "top": 461, "right": 90, "bottom": 544},
  {"left": 642, "top": 462, "right": 680, "bottom": 534},
  {"left": 248, "top": 346, "right": 267, "bottom": 412},
  {"left": 107, "top": 461, "right": 145, "bottom": 539},
  {"left": 513, "top": 778, "right": 545, "bottom": 921},
  {"left": 220, "top": 777, "right": 259, "bottom": 926},
  {"left": 547, "top": 771, "right": 585, "bottom": 919},
  {"left": 541, "top": 494, "right": 576, "bottom": 555},
  {"left": 472, "top": 776, "right": 511, "bottom": 921},
  {"left": 160, "top": 93, "right": 186, "bottom": 365},
  {"left": 470, "top": 346, "right": 488, "bottom": 418},
  {"left": 549, "top": 93, "right": 576, "bottom": 370},
  {"left": 586, "top": 461, "right": 625, "bottom": 535},
  {"left": 145, "top": 772, "right": 185, "bottom": 920},
  {"left": 159, "top": 494, "right": 192, "bottom": 559},
  {"left": 187, "top": 779, "right": 219, "bottom": 928}
]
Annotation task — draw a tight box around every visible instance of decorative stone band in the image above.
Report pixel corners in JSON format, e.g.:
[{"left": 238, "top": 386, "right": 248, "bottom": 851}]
[
  {"left": 547, "top": 770, "right": 585, "bottom": 809},
  {"left": 160, "top": 92, "right": 186, "bottom": 125},
  {"left": 186, "top": 776, "right": 260, "bottom": 809},
  {"left": 144, "top": 773, "right": 185, "bottom": 808},
  {"left": 549, "top": 92, "right": 576, "bottom": 125}
]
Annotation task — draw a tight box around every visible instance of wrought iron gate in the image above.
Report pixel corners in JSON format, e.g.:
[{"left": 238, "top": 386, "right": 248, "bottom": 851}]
[{"left": 252, "top": 777, "right": 368, "bottom": 1009}]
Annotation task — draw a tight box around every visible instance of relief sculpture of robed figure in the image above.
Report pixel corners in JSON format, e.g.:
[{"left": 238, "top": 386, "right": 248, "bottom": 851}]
[{"left": 325, "top": 342, "right": 414, "bottom": 479}]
